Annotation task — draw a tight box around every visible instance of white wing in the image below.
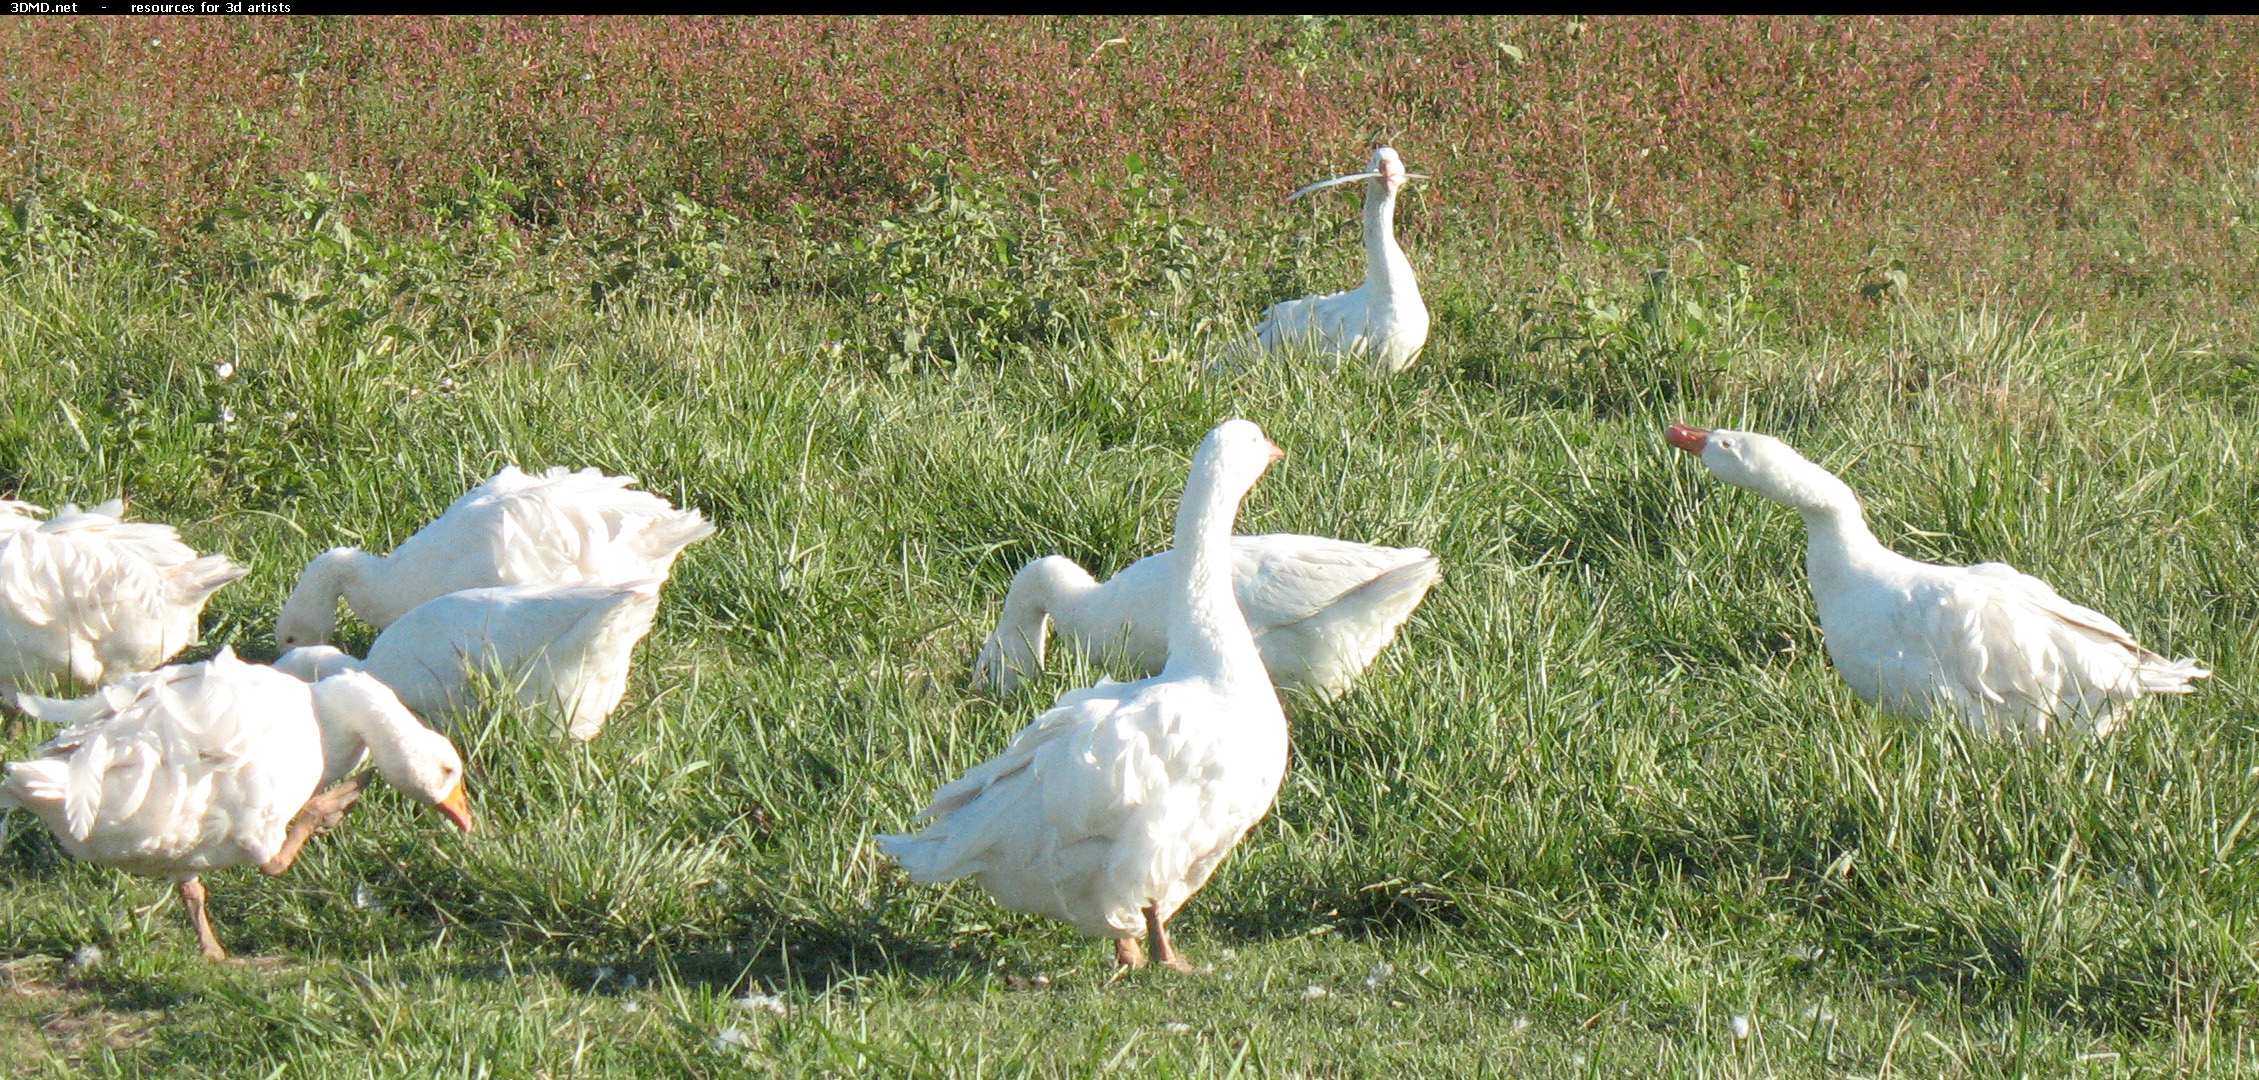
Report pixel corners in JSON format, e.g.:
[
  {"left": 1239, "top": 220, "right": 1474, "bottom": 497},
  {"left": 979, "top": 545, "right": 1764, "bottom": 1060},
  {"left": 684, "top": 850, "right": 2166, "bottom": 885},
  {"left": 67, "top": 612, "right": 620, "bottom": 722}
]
[
  {"left": 361, "top": 579, "right": 662, "bottom": 739},
  {"left": 1874, "top": 563, "right": 2206, "bottom": 734},
  {"left": 392, "top": 466, "right": 712, "bottom": 591},
  {"left": 880, "top": 672, "right": 1282, "bottom": 935},
  {"left": 1232, "top": 535, "right": 1433, "bottom": 626}
]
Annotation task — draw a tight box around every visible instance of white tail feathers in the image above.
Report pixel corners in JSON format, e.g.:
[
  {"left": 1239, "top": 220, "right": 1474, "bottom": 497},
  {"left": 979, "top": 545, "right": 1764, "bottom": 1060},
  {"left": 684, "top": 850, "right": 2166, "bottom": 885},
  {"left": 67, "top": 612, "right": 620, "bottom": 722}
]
[
  {"left": 632, "top": 511, "right": 715, "bottom": 562},
  {"left": 168, "top": 555, "right": 251, "bottom": 604},
  {"left": 1306, "top": 556, "right": 1439, "bottom": 635},
  {"left": 2136, "top": 656, "right": 2210, "bottom": 695},
  {"left": 874, "top": 833, "right": 958, "bottom": 883},
  {"left": 0, "top": 758, "right": 71, "bottom": 812}
]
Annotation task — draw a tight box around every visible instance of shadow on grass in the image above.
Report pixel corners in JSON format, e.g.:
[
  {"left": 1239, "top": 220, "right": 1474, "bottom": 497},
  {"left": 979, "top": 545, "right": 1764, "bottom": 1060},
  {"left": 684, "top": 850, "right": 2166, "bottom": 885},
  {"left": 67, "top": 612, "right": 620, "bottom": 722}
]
[{"left": 429, "top": 910, "right": 990, "bottom": 999}]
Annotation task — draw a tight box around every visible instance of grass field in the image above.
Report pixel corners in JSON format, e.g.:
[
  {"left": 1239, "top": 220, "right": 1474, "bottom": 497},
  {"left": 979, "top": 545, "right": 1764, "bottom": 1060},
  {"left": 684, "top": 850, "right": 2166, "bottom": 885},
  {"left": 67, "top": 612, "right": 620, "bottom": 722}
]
[{"left": 4, "top": 15, "right": 2259, "bottom": 1078}]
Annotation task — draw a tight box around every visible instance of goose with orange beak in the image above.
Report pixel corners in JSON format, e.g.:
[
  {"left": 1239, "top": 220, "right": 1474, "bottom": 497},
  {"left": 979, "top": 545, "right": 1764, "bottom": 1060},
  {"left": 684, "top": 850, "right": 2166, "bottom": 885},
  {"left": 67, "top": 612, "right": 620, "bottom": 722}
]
[
  {"left": 1666, "top": 423, "right": 2206, "bottom": 736},
  {"left": 0, "top": 651, "right": 473, "bottom": 961}
]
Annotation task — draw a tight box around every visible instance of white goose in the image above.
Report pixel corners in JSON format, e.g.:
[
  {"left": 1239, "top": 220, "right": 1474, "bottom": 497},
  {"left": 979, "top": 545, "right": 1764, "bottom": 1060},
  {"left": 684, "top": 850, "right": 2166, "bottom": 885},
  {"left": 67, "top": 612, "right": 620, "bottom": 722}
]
[
  {"left": 1667, "top": 424, "right": 2208, "bottom": 736},
  {"left": 0, "top": 649, "right": 473, "bottom": 960},
  {"left": 1253, "top": 146, "right": 1431, "bottom": 372},
  {"left": 275, "top": 466, "right": 711, "bottom": 650},
  {"left": 0, "top": 499, "right": 247, "bottom": 694},
  {"left": 275, "top": 578, "right": 663, "bottom": 741},
  {"left": 970, "top": 535, "right": 1438, "bottom": 699},
  {"left": 882, "top": 420, "right": 1291, "bottom": 971}
]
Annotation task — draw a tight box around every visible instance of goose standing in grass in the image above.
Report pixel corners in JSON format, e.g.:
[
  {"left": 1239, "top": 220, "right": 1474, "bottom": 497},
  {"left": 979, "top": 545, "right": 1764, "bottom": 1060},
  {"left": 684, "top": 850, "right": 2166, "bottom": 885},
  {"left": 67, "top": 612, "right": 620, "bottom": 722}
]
[
  {"left": 1253, "top": 146, "right": 1431, "bottom": 372},
  {"left": 883, "top": 420, "right": 1292, "bottom": 972},
  {"left": 0, "top": 499, "right": 247, "bottom": 694},
  {"left": 0, "top": 649, "right": 473, "bottom": 960},
  {"left": 971, "top": 536, "right": 1438, "bottom": 699},
  {"left": 275, "top": 466, "right": 711, "bottom": 650},
  {"left": 276, "top": 578, "right": 664, "bottom": 741},
  {"left": 1667, "top": 424, "right": 2207, "bottom": 736}
]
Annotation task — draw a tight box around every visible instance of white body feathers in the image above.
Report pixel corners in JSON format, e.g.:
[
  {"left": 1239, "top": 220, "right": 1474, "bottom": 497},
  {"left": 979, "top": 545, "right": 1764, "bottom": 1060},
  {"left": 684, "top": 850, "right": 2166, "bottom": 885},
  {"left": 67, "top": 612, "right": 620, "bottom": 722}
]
[
  {"left": 0, "top": 500, "right": 246, "bottom": 693},
  {"left": 2, "top": 650, "right": 330, "bottom": 878},
  {"left": 881, "top": 420, "right": 1291, "bottom": 941},
  {"left": 1811, "top": 553, "right": 2207, "bottom": 737},
  {"left": 883, "top": 677, "right": 1290, "bottom": 936},
  {"left": 1675, "top": 426, "right": 2207, "bottom": 736},
  {"left": 1254, "top": 147, "right": 1430, "bottom": 372},
  {"left": 276, "top": 579, "right": 663, "bottom": 741}
]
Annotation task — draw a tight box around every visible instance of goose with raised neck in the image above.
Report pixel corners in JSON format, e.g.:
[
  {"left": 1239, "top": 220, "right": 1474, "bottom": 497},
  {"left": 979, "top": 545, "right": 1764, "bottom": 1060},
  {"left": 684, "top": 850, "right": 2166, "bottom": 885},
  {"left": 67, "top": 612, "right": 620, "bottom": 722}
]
[
  {"left": 1668, "top": 424, "right": 2207, "bottom": 736},
  {"left": 882, "top": 419, "right": 1292, "bottom": 971},
  {"left": 1253, "top": 146, "right": 1431, "bottom": 372},
  {"left": 971, "top": 534, "right": 1438, "bottom": 699}
]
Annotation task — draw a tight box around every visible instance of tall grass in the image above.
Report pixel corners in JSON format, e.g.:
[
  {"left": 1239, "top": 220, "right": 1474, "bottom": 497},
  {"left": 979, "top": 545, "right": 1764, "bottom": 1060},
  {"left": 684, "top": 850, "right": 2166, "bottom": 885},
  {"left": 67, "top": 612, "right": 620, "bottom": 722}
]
[{"left": 7, "top": 17, "right": 2259, "bottom": 323}]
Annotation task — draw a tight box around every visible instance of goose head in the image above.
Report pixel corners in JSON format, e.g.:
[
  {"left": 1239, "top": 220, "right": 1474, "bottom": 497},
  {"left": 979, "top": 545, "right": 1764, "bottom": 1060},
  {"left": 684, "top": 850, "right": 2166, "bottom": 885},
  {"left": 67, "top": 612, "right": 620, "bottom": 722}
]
[
  {"left": 310, "top": 670, "right": 475, "bottom": 833},
  {"left": 1194, "top": 419, "right": 1287, "bottom": 499},
  {"left": 1667, "top": 424, "right": 1859, "bottom": 515},
  {"left": 1287, "top": 146, "right": 1430, "bottom": 201}
]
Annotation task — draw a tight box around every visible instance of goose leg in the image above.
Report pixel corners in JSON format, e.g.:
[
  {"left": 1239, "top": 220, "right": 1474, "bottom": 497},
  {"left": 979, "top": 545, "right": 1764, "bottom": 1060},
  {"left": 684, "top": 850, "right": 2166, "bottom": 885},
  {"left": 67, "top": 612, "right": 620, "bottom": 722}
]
[
  {"left": 1144, "top": 903, "right": 1195, "bottom": 974},
  {"left": 260, "top": 774, "right": 369, "bottom": 876},
  {"left": 179, "top": 878, "right": 226, "bottom": 962},
  {"left": 1113, "top": 936, "right": 1146, "bottom": 970}
]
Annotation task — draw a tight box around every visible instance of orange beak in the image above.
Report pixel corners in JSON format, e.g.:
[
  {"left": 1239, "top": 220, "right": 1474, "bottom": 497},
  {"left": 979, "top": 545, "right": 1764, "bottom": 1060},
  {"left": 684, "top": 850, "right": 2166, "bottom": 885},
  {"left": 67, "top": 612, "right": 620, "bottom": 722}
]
[
  {"left": 434, "top": 781, "right": 476, "bottom": 834},
  {"left": 1666, "top": 424, "right": 1711, "bottom": 455},
  {"left": 1265, "top": 440, "right": 1287, "bottom": 464}
]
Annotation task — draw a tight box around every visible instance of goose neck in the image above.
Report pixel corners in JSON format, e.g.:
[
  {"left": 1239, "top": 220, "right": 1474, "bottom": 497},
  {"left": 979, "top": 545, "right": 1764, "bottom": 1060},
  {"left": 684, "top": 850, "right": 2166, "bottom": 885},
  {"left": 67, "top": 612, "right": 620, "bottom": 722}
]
[
  {"left": 997, "top": 555, "right": 1098, "bottom": 647},
  {"left": 1361, "top": 183, "right": 1417, "bottom": 297},
  {"left": 278, "top": 547, "right": 372, "bottom": 647},
  {"left": 1161, "top": 471, "right": 1264, "bottom": 682},
  {"left": 1799, "top": 504, "right": 1887, "bottom": 586},
  {"left": 312, "top": 677, "right": 428, "bottom": 784},
  {"left": 328, "top": 547, "right": 387, "bottom": 606}
]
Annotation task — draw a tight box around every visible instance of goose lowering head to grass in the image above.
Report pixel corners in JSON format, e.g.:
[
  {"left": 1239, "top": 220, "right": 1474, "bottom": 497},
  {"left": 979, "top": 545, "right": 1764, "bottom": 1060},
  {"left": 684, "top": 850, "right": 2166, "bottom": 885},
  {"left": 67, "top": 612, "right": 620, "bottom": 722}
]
[
  {"left": 1667, "top": 424, "right": 2207, "bottom": 736},
  {"left": 0, "top": 650, "right": 472, "bottom": 961},
  {"left": 276, "top": 578, "right": 665, "bottom": 741},
  {"left": 0, "top": 499, "right": 247, "bottom": 694},
  {"left": 970, "top": 535, "right": 1438, "bottom": 700},
  {"left": 882, "top": 420, "right": 1292, "bottom": 972},
  {"left": 1252, "top": 146, "right": 1431, "bottom": 372},
  {"left": 275, "top": 466, "right": 711, "bottom": 651}
]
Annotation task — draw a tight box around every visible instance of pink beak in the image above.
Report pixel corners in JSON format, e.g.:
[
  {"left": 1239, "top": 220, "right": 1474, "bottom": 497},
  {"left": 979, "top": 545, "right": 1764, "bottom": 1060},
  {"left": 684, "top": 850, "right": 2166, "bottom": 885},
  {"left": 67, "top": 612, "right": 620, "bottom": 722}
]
[{"left": 1665, "top": 424, "right": 1711, "bottom": 455}]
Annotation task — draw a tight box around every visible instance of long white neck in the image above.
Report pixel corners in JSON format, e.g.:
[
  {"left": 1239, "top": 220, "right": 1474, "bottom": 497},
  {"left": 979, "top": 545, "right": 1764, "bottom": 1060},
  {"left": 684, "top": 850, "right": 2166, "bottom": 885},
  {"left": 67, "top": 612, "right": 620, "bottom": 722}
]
[
  {"left": 311, "top": 675, "right": 439, "bottom": 790},
  {"left": 1161, "top": 467, "right": 1265, "bottom": 683},
  {"left": 325, "top": 547, "right": 389, "bottom": 612},
  {"left": 278, "top": 547, "right": 384, "bottom": 645},
  {"left": 1362, "top": 181, "right": 1419, "bottom": 301},
  {"left": 992, "top": 556, "right": 1101, "bottom": 664},
  {"left": 1782, "top": 471, "right": 1891, "bottom": 595}
]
